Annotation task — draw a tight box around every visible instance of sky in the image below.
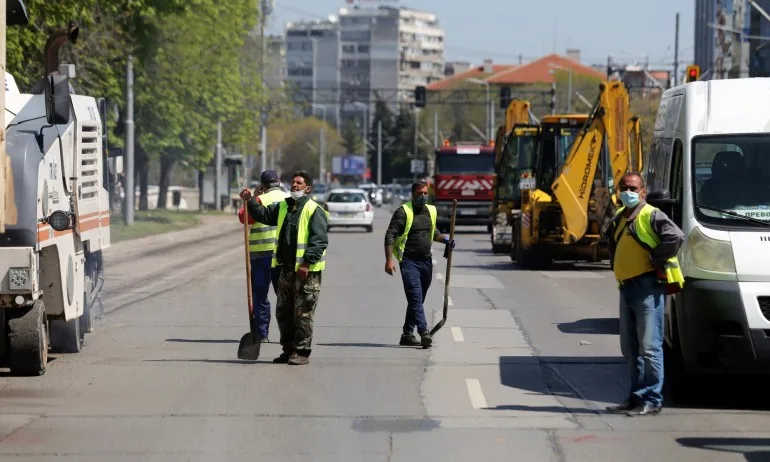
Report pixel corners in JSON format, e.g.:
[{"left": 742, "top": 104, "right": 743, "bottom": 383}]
[{"left": 267, "top": 0, "right": 696, "bottom": 69}]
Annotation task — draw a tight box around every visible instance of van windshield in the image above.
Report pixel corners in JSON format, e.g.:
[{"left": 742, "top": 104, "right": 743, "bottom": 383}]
[{"left": 692, "top": 135, "right": 770, "bottom": 226}]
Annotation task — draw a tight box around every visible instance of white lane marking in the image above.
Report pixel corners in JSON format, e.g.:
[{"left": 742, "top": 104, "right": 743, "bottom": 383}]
[
  {"left": 436, "top": 273, "right": 444, "bottom": 281},
  {"left": 432, "top": 258, "right": 437, "bottom": 265},
  {"left": 465, "top": 378, "right": 488, "bottom": 409},
  {"left": 448, "top": 296, "right": 454, "bottom": 306},
  {"left": 451, "top": 326, "right": 464, "bottom": 342}
]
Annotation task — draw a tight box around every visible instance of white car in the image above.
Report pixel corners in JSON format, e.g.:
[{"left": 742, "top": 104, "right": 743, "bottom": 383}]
[{"left": 323, "top": 188, "right": 374, "bottom": 232}]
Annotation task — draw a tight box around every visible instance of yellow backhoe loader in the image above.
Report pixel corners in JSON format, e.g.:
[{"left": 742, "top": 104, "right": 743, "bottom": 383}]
[{"left": 513, "top": 81, "right": 642, "bottom": 268}]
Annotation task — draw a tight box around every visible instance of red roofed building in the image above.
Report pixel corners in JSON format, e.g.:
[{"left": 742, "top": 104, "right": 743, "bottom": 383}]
[{"left": 427, "top": 53, "right": 606, "bottom": 91}]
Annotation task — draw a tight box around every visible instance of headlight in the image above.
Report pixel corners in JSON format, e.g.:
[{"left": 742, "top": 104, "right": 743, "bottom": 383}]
[{"left": 687, "top": 227, "right": 736, "bottom": 273}]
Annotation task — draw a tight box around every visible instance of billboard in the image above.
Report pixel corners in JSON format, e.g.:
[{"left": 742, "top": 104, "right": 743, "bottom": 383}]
[
  {"left": 712, "top": 0, "right": 751, "bottom": 79},
  {"left": 331, "top": 155, "right": 366, "bottom": 176}
]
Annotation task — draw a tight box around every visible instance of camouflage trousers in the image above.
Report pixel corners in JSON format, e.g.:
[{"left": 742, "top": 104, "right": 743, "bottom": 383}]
[{"left": 276, "top": 268, "right": 322, "bottom": 354}]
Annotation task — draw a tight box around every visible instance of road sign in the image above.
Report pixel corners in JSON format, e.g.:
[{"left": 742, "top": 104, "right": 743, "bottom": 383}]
[{"left": 410, "top": 159, "right": 425, "bottom": 174}]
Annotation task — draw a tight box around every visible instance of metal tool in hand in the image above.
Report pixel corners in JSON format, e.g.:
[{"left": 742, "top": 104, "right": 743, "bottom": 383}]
[
  {"left": 430, "top": 199, "right": 457, "bottom": 336},
  {"left": 237, "top": 197, "right": 261, "bottom": 360}
]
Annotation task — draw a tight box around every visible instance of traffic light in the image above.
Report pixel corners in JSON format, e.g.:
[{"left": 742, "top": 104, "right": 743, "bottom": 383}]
[
  {"left": 685, "top": 64, "right": 700, "bottom": 83},
  {"left": 414, "top": 85, "right": 426, "bottom": 108},
  {"left": 499, "top": 86, "right": 511, "bottom": 109}
]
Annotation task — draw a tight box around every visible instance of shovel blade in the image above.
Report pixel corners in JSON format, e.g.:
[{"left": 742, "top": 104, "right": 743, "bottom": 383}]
[
  {"left": 237, "top": 332, "right": 261, "bottom": 360},
  {"left": 430, "top": 318, "right": 446, "bottom": 336}
]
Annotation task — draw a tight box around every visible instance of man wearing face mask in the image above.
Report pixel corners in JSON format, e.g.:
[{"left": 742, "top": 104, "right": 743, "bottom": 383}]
[
  {"left": 604, "top": 172, "right": 684, "bottom": 416},
  {"left": 384, "top": 180, "right": 455, "bottom": 348},
  {"left": 240, "top": 170, "right": 328, "bottom": 365}
]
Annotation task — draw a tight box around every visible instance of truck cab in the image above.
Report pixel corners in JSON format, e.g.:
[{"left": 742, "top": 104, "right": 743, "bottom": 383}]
[{"left": 433, "top": 141, "right": 496, "bottom": 232}]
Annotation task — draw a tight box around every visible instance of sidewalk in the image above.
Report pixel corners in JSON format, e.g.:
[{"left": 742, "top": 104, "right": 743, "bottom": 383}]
[{"left": 104, "top": 214, "right": 241, "bottom": 263}]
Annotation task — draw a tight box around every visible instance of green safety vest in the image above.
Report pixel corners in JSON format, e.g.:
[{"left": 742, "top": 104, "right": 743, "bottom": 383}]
[
  {"left": 271, "top": 199, "right": 328, "bottom": 271},
  {"left": 611, "top": 203, "right": 685, "bottom": 289},
  {"left": 249, "top": 188, "right": 289, "bottom": 259},
  {"left": 393, "top": 202, "right": 437, "bottom": 263}
]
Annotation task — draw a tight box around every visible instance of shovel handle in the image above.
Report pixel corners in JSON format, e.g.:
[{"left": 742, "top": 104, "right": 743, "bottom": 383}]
[{"left": 243, "top": 200, "right": 254, "bottom": 319}]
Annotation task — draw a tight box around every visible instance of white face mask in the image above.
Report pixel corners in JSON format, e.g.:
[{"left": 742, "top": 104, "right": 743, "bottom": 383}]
[{"left": 290, "top": 189, "right": 306, "bottom": 200}]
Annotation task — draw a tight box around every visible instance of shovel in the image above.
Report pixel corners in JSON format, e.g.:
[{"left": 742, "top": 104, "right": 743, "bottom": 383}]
[
  {"left": 237, "top": 202, "right": 261, "bottom": 360},
  {"left": 430, "top": 199, "right": 457, "bottom": 336}
]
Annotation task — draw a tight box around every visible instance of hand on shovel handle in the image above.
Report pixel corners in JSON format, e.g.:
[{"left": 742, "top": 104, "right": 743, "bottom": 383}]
[{"left": 237, "top": 203, "right": 261, "bottom": 360}]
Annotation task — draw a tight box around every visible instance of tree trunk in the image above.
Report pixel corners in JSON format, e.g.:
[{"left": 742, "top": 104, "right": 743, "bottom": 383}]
[
  {"left": 157, "top": 155, "right": 175, "bottom": 209},
  {"left": 136, "top": 146, "right": 150, "bottom": 211}
]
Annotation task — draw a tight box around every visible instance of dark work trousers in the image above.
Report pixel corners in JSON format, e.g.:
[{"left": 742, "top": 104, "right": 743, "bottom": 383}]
[
  {"left": 250, "top": 256, "right": 282, "bottom": 339},
  {"left": 399, "top": 257, "right": 433, "bottom": 334}
]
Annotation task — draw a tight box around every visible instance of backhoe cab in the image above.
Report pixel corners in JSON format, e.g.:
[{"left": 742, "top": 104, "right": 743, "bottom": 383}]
[
  {"left": 513, "top": 81, "right": 642, "bottom": 268},
  {"left": 490, "top": 100, "right": 534, "bottom": 253}
]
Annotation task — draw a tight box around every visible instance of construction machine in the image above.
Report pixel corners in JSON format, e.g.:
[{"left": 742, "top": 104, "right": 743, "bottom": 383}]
[
  {"left": 513, "top": 81, "right": 642, "bottom": 268},
  {"left": 0, "top": 22, "right": 121, "bottom": 376},
  {"left": 490, "top": 99, "right": 536, "bottom": 253}
]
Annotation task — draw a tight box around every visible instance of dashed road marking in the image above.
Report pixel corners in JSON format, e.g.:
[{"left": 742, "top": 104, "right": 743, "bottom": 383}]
[
  {"left": 432, "top": 258, "right": 437, "bottom": 265},
  {"left": 451, "top": 326, "right": 464, "bottom": 342},
  {"left": 448, "top": 296, "right": 453, "bottom": 306},
  {"left": 436, "top": 273, "right": 444, "bottom": 281},
  {"left": 465, "top": 378, "right": 488, "bottom": 409}
]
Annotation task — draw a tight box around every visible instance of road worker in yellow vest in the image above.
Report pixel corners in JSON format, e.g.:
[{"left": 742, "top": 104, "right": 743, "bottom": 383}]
[
  {"left": 238, "top": 169, "right": 289, "bottom": 343},
  {"left": 384, "top": 180, "right": 455, "bottom": 349},
  {"left": 240, "top": 170, "right": 328, "bottom": 366},
  {"left": 604, "top": 172, "right": 684, "bottom": 417}
]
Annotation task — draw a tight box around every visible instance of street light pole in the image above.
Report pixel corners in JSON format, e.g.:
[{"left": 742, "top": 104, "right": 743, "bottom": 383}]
[
  {"left": 353, "top": 101, "right": 368, "bottom": 178},
  {"left": 467, "top": 78, "right": 491, "bottom": 142}
]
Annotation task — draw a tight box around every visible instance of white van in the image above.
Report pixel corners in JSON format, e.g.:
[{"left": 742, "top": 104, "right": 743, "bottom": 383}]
[{"left": 645, "top": 77, "right": 770, "bottom": 399}]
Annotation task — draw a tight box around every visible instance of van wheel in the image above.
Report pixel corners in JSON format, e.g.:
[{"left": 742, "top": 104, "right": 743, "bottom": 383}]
[
  {"left": 7, "top": 300, "right": 48, "bottom": 376},
  {"left": 664, "top": 302, "right": 697, "bottom": 405},
  {"left": 366, "top": 225, "right": 373, "bottom": 233}
]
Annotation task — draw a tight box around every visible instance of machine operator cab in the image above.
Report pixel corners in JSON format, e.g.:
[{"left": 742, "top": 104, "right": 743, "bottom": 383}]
[{"left": 645, "top": 77, "right": 770, "bottom": 397}]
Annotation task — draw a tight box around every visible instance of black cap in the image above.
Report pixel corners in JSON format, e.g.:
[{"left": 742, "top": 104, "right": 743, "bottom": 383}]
[{"left": 261, "top": 169, "right": 280, "bottom": 184}]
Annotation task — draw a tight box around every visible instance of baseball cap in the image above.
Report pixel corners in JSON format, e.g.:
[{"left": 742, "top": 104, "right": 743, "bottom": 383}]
[{"left": 261, "top": 169, "right": 280, "bottom": 184}]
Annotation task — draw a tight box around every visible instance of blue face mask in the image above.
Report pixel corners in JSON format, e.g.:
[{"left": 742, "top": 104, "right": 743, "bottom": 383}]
[
  {"left": 619, "top": 191, "right": 640, "bottom": 208},
  {"left": 413, "top": 195, "right": 428, "bottom": 207}
]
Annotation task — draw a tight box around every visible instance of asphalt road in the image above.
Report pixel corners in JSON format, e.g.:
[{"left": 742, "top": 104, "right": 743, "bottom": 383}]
[{"left": 2, "top": 208, "right": 770, "bottom": 461}]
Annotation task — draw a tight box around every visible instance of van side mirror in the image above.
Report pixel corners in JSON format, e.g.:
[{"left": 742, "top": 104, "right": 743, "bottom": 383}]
[
  {"left": 646, "top": 189, "right": 676, "bottom": 217},
  {"left": 43, "top": 75, "right": 72, "bottom": 125}
]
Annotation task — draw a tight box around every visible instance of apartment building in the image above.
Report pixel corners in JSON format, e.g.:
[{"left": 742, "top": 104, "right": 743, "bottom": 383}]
[{"left": 285, "top": 18, "right": 342, "bottom": 126}]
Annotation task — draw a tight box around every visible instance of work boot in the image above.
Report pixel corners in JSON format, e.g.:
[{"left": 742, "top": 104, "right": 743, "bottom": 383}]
[
  {"left": 273, "top": 351, "right": 292, "bottom": 363},
  {"left": 288, "top": 353, "right": 309, "bottom": 365},
  {"left": 605, "top": 398, "right": 636, "bottom": 414},
  {"left": 420, "top": 331, "right": 432, "bottom": 349},
  {"left": 399, "top": 333, "right": 421, "bottom": 346}
]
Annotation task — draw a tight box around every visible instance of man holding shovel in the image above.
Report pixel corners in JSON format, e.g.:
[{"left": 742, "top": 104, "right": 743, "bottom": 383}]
[
  {"left": 238, "top": 169, "right": 289, "bottom": 343},
  {"left": 240, "top": 171, "right": 328, "bottom": 366},
  {"left": 384, "top": 180, "right": 455, "bottom": 348}
]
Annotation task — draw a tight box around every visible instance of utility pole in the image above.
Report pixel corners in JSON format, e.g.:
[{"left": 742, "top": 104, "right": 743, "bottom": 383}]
[
  {"left": 433, "top": 112, "right": 439, "bottom": 147},
  {"left": 215, "top": 121, "right": 222, "bottom": 210},
  {"left": 124, "top": 55, "right": 135, "bottom": 225},
  {"left": 377, "top": 120, "right": 382, "bottom": 186},
  {"left": 674, "top": 13, "right": 680, "bottom": 86},
  {"left": 319, "top": 127, "right": 326, "bottom": 185},
  {"left": 259, "top": 0, "right": 268, "bottom": 176},
  {"left": 414, "top": 108, "right": 420, "bottom": 179}
]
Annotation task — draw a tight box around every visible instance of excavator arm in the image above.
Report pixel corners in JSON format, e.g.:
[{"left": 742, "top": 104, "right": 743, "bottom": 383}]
[
  {"left": 505, "top": 100, "right": 531, "bottom": 134},
  {"left": 550, "top": 81, "right": 634, "bottom": 243},
  {"left": 628, "top": 115, "right": 643, "bottom": 173}
]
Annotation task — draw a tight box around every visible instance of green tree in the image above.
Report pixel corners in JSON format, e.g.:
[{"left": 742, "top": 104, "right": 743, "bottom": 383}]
[
  {"left": 276, "top": 118, "right": 345, "bottom": 180},
  {"left": 341, "top": 119, "right": 362, "bottom": 155}
]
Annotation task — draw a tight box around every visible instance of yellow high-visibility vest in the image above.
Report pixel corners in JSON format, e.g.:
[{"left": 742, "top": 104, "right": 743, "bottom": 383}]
[
  {"left": 249, "top": 188, "right": 289, "bottom": 259},
  {"left": 393, "top": 201, "right": 437, "bottom": 263},
  {"left": 272, "top": 199, "right": 328, "bottom": 271},
  {"left": 611, "top": 203, "right": 685, "bottom": 289}
]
